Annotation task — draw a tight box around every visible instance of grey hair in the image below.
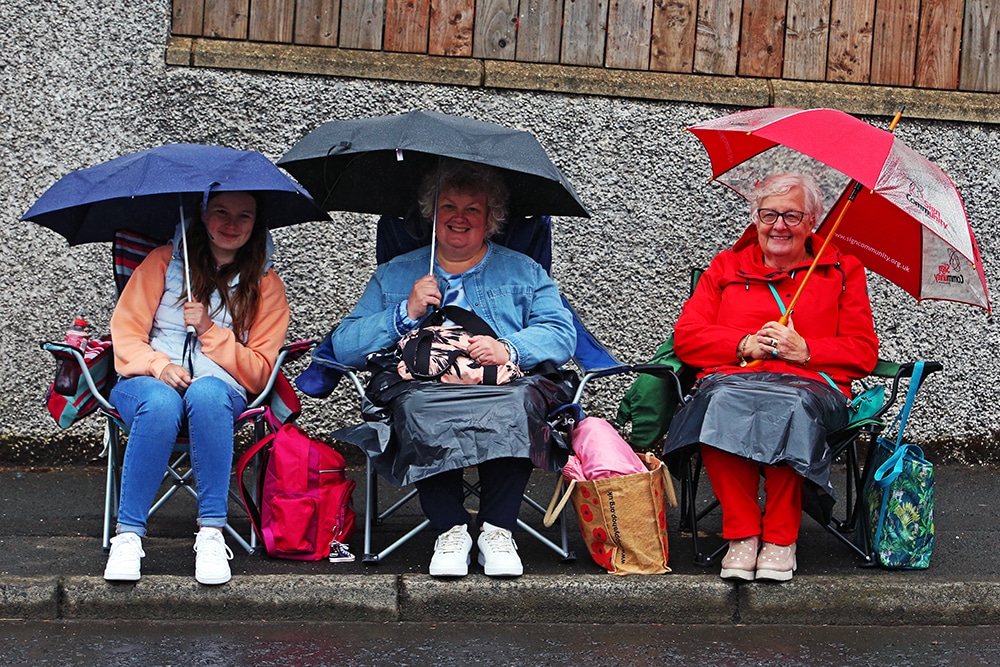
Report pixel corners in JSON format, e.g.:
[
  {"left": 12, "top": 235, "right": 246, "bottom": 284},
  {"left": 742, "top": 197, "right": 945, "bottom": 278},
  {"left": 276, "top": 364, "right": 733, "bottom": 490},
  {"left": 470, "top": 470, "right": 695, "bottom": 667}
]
[
  {"left": 417, "top": 159, "right": 509, "bottom": 239},
  {"left": 749, "top": 172, "right": 825, "bottom": 223}
]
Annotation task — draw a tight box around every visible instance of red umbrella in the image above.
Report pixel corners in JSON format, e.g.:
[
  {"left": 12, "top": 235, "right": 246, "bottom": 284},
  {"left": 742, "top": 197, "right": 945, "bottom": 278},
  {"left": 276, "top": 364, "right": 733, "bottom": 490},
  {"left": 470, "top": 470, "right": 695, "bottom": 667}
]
[{"left": 688, "top": 107, "right": 990, "bottom": 314}]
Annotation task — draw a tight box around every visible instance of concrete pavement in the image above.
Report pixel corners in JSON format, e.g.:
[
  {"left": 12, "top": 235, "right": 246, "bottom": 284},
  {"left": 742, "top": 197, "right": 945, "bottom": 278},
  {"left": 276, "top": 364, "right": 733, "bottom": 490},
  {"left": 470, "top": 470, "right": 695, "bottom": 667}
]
[{"left": 1, "top": 462, "right": 998, "bottom": 625}]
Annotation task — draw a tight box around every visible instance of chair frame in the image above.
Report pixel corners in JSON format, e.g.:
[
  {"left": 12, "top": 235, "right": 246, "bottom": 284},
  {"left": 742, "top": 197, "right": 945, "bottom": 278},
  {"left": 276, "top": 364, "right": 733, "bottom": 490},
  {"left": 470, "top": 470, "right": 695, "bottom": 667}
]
[{"left": 44, "top": 339, "right": 314, "bottom": 554}]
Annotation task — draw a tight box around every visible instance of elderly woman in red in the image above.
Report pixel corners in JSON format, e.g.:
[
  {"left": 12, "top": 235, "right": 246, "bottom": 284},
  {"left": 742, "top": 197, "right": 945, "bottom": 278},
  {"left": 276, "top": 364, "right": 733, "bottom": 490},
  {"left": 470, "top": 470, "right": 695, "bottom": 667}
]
[{"left": 662, "top": 172, "right": 879, "bottom": 582}]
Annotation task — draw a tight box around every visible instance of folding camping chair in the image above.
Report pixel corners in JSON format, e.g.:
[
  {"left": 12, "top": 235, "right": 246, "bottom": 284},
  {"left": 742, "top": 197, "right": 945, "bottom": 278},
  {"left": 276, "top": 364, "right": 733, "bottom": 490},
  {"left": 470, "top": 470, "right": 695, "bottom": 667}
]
[
  {"left": 618, "top": 268, "right": 943, "bottom": 566},
  {"left": 301, "top": 214, "right": 642, "bottom": 564},
  {"left": 42, "top": 230, "right": 313, "bottom": 554}
]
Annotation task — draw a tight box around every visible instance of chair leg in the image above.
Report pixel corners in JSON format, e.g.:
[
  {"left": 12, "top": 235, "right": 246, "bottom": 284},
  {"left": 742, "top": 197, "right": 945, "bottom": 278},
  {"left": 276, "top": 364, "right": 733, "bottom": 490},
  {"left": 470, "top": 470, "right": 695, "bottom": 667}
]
[{"left": 102, "top": 421, "right": 121, "bottom": 554}]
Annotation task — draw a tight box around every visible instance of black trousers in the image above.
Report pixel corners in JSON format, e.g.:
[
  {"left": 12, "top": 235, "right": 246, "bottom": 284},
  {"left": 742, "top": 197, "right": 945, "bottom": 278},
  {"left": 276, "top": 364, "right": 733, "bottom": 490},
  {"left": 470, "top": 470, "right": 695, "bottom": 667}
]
[{"left": 415, "top": 457, "right": 534, "bottom": 534}]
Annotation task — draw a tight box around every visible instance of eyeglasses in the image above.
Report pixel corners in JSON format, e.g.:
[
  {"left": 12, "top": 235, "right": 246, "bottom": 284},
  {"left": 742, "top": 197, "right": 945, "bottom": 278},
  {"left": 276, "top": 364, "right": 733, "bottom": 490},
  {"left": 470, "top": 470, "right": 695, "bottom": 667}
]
[{"left": 756, "top": 209, "right": 807, "bottom": 226}]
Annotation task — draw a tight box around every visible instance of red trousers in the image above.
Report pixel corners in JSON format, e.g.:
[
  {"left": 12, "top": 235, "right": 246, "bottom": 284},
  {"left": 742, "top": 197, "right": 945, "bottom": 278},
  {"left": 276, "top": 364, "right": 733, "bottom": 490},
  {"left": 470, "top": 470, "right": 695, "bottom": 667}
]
[{"left": 700, "top": 444, "right": 803, "bottom": 546}]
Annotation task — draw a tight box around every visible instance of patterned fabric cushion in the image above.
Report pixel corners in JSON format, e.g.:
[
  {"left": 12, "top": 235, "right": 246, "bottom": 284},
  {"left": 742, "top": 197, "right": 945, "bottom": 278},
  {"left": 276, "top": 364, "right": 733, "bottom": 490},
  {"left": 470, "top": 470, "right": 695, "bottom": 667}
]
[{"left": 113, "top": 229, "right": 162, "bottom": 297}]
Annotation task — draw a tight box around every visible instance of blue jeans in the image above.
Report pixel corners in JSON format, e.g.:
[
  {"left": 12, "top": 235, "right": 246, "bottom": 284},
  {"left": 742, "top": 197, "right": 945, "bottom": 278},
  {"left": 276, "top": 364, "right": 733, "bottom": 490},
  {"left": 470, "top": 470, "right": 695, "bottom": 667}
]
[{"left": 110, "top": 375, "right": 247, "bottom": 536}]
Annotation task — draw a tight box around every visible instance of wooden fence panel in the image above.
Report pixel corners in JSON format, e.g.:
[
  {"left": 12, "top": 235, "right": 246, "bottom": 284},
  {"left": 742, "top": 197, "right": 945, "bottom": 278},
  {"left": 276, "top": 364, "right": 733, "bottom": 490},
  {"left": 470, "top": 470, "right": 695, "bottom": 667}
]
[
  {"left": 694, "top": 0, "right": 742, "bottom": 75},
  {"left": 826, "top": 0, "right": 875, "bottom": 82},
  {"left": 915, "top": 0, "right": 963, "bottom": 90},
  {"left": 384, "top": 0, "right": 430, "bottom": 52},
  {"left": 473, "top": 0, "right": 518, "bottom": 59},
  {"left": 650, "top": 0, "right": 696, "bottom": 72},
  {"left": 784, "top": 0, "right": 829, "bottom": 81},
  {"left": 870, "top": 0, "right": 919, "bottom": 86},
  {"left": 561, "top": 0, "right": 609, "bottom": 66},
  {"left": 339, "top": 0, "right": 385, "bottom": 49},
  {"left": 203, "top": 0, "right": 249, "bottom": 39},
  {"left": 430, "top": 0, "right": 475, "bottom": 56},
  {"left": 515, "top": 0, "right": 563, "bottom": 62},
  {"left": 606, "top": 0, "right": 653, "bottom": 70},
  {"left": 959, "top": 0, "right": 1000, "bottom": 92},
  {"left": 249, "top": 0, "right": 294, "bottom": 42},
  {"left": 738, "top": 0, "right": 785, "bottom": 78},
  {"left": 173, "top": 0, "right": 205, "bottom": 35},
  {"left": 294, "top": 0, "right": 340, "bottom": 45}
]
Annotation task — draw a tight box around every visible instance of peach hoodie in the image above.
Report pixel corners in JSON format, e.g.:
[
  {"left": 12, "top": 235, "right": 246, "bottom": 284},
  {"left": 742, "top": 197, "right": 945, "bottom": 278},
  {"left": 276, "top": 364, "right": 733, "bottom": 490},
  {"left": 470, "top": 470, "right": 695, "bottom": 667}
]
[{"left": 110, "top": 244, "right": 290, "bottom": 396}]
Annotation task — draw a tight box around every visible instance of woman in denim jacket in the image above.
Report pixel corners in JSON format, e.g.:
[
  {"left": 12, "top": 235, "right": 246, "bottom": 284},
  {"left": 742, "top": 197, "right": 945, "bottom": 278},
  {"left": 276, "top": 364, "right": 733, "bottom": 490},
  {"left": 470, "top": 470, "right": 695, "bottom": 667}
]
[{"left": 332, "top": 159, "right": 576, "bottom": 579}]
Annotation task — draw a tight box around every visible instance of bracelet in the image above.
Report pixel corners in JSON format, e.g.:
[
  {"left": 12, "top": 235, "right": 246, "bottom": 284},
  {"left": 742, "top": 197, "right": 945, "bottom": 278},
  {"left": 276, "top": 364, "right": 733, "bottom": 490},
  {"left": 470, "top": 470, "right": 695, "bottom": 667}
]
[
  {"left": 801, "top": 341, "right": 811, "bottom": 366},
  {"left": 737, "top": 334, "right": 751, "bottom": 366}
]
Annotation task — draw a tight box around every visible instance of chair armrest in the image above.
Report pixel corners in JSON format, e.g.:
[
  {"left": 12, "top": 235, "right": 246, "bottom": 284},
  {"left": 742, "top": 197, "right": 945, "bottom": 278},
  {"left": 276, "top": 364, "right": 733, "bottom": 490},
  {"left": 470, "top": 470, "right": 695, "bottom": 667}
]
[
  {"left": 41, "top": 340, "right": 116, "bottom": 413},
  {"left": 872, "top": 359, "right": 944, "bottom": 422}
]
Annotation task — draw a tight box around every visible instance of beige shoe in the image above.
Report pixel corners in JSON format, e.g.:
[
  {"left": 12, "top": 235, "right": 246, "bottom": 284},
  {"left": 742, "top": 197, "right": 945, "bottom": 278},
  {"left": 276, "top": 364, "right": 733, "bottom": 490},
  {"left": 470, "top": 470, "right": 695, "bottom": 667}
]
[
  {"left": 755, "top": 542, "right": 797, "bottom": 582},
  {"left": 720, "top": 536, "right": 759, "bottom": 581}
]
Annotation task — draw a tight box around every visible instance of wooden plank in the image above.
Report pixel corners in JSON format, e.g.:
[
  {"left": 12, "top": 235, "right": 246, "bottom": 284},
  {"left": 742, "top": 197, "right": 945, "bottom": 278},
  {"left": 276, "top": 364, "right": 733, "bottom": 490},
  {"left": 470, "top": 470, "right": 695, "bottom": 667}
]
[
  {"left": 172, "top": 0, "right": 205, "bottom": 36},
  {"left": 827, "top": 0, "right": 876, "bottom": 83},
  {"left": 339, "top": 0, "right": 385, "bottom": 49},
  {"left": 694, "top": 0, "right": 742, "bottom": 75},
  {"left": 430, "top": 0, "right": 476, "bottom": 56},
  {"left": 784, "top": 0, "right": 830, "bottom": 80},
  {"left": 959, "top": 0, "right": 1000, "bottom": 92},
  {"left": 914, "top": 0, "right": 963, "bottom": 89},
  {"left": 561, "top": 0, "right": 609, "bottom": 66},
  {"left": 737, "top": 0, "right": 784, "bottom": 78},
  {"left": 385, "top": 0, "right": 431, "bottom": 52},
  {"left": 650, "top": 0, "right": 696, "bottom": 72},
  {"left": 249, "top": 0, "right": 295, "bottom": 43},
  {"left": 870, "top": 0, "right": 920, "bottom": 86},
  {"left": 294, "top": 0, "right": 341, "bottom": 45},
  {"left": 203, "top": 0, "right": 249, "bottom": 39},
  {"left": 515, "top": 0, "right": 563, "bottom": 63},
  {"left": 473, "top": 0, "right": 519, "bottom": 59},
  {"left": 606, "top": 0, "right": 654, "bottom": 69}
]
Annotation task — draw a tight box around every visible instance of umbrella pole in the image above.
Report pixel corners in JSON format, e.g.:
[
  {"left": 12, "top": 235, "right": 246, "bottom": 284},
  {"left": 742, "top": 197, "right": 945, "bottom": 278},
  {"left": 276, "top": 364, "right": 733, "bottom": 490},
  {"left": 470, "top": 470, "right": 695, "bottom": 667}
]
[
  {"left": 179, "top": 200, "right": 197, "bottom": 377},
  {"left": 428, "top": 159, "right": 441, "bottom": 276},
  {"left": 743, "top": 181, "right": 863, "bottom": 368},
  {"left": 776, "top": 181, "right": 865, "bottom": 325},
  {"left": 777, "top": 108, "right": 902, "bottom": 324}
]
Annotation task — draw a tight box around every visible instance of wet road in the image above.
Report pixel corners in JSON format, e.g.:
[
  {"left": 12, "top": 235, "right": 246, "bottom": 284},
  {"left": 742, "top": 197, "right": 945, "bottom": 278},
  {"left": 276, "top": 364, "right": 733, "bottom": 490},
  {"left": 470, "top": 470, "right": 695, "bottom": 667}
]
[{"left": 3, "top": 621, "right": 998, "bottom": 666}]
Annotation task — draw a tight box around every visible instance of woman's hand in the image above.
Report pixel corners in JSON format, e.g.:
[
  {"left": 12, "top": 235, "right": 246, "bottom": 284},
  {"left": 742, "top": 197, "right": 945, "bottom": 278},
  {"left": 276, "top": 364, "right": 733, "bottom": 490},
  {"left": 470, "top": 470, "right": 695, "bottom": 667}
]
[
  {"left": 754, "top": 317, "right": 810, "bottom": 364},
  {"left": 158, "top": 362, "right": 192, "bottom": 391},
  {"left": 407, "top": 275, "right": 441, "bottom": 321},
  {"left": 183, "top": 301, "right": 214, "bottom": 336},
  {"left": 467, "top": 336, "right": 511, "bottom": 365}
]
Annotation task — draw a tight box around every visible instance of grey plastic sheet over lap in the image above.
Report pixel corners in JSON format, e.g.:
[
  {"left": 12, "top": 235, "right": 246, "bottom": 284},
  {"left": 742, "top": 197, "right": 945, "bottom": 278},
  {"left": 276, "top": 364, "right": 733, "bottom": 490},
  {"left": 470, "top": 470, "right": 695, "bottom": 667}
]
[
  {"left": 331, "top": 375, "right": 572, "bottom": 487},
  {"left": 662, "top": 372, "right": 849, "bottom": 497}
]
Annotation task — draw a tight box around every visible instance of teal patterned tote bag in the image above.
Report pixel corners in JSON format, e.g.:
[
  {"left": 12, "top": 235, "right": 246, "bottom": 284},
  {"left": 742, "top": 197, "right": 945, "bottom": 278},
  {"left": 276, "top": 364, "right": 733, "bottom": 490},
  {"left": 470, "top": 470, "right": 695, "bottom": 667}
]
[{"left": 863, "top": 362, "right": 935, "bottom": 569}]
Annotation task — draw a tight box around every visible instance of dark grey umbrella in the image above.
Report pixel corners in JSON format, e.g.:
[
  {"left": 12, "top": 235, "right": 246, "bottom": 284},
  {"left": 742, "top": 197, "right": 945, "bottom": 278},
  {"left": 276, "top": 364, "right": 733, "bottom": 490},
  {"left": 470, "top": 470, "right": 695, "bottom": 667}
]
[{"left": 276, "top": 110, "right": 590, "bottom": 220}]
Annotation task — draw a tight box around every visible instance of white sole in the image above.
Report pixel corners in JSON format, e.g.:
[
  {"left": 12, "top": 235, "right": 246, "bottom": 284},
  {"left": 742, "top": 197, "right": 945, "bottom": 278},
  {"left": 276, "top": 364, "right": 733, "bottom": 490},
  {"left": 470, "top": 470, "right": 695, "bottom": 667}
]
[
  {"left": 103, "top": 570, "right": 140, "bottom": 582},
  {"left": 719, "top": 567, "right": 755, "bottom": 581},
  {"left": 477, "top": 553, "right": 523, "bottom": 577},
  {"left": 754, "top": 568, "right": 794, "bottom": 582}
]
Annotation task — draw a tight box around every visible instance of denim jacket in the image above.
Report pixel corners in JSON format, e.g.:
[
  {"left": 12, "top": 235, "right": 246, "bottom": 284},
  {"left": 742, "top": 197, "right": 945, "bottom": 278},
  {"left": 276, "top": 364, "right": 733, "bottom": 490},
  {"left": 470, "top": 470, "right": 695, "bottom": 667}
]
[{"left": 330, "top": 243, "right": 576, "bottom": 371}]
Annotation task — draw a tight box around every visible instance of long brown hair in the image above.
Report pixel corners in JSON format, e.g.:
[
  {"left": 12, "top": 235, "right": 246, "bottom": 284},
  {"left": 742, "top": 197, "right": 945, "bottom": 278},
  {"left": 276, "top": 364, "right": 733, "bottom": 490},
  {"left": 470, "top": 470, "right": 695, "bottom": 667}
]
[{"left": 182, "top": 192, "right": 269, "bottom": 340}]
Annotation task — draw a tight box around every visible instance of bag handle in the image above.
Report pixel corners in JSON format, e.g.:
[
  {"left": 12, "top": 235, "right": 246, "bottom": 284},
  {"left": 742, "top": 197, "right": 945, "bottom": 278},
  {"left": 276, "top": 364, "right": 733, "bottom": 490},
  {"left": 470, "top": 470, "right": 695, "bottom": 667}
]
[
  {"left": 543, "top": 476, "right": 576, "bottom": 527},
  {"left": 889, "top": 360, "right": 925, "bottom": 449}
]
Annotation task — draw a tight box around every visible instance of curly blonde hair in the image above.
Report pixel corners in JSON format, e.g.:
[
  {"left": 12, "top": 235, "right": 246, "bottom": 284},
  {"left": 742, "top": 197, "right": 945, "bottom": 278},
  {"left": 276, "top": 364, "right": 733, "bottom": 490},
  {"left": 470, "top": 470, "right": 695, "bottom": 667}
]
[{"left": 418, "top": 159, "right": 509, "bottom": 239}]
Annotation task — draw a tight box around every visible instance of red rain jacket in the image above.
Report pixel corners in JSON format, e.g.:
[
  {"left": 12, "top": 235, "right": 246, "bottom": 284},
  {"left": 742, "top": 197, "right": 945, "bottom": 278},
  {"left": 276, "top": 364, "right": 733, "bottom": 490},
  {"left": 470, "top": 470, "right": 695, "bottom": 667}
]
[{"left": 673, "top": 236, "right": 879, "bottom": 395}]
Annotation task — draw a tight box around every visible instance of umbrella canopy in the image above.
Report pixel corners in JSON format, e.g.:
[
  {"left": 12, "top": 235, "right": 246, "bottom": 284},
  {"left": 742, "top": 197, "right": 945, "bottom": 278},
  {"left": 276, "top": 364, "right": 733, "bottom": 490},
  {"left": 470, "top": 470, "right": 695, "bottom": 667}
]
[
  {"left": 21, "top": 143, "right": 331, "bottom": 244},
  {"left": 688, "top": 107, "right": 990, "bottom": 313},
  {"left": 277, "top": 110, "right": 590, "bottom": 220}
]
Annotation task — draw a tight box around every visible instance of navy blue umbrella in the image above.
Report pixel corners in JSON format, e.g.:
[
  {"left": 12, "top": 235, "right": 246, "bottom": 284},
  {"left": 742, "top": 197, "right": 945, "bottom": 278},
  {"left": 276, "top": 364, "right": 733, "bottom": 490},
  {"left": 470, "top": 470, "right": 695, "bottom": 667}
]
[{"left": 21, "top": 143, "right": 331, "bottom": 245}]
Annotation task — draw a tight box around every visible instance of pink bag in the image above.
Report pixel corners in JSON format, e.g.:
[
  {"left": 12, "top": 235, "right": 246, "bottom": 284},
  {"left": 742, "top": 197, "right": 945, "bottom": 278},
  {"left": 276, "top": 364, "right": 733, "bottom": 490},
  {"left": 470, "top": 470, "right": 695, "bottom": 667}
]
[
  {"left": 563, "top": 417, "right": 648, "bottom": 481},
  {"left": 238, "top": 417, "right": 356, "bottom": 561}
]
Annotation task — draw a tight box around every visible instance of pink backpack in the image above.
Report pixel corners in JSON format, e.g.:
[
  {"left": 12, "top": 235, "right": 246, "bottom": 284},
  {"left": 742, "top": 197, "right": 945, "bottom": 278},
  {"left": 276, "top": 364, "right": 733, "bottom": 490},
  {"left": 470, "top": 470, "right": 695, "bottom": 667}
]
[{"left": 238, "top": 417, "right": 356, "bottom": 561}]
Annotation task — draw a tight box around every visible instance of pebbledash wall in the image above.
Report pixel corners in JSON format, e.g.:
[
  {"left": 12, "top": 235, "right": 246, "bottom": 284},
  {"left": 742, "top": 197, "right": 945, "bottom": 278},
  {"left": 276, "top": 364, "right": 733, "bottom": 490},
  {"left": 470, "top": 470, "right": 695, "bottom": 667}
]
[{"left": 1, "top": 0, "right": 998, "bottom": 465}]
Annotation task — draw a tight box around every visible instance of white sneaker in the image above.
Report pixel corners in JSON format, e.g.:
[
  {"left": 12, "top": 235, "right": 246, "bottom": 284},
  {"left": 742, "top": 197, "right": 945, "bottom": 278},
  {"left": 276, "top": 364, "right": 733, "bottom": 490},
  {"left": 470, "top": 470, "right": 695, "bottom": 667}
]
[
  {"left": 104, "top": 532, "right": 144, "bottom": 582},
  {"left": 477, "top": 522, "right": 523, "bottom": 577},
  {"left": 193, "top": 528, "right": 234, "bottom": 585},
  {"left": 429, "top": 524, "right": 473, "bottom": 577}
]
